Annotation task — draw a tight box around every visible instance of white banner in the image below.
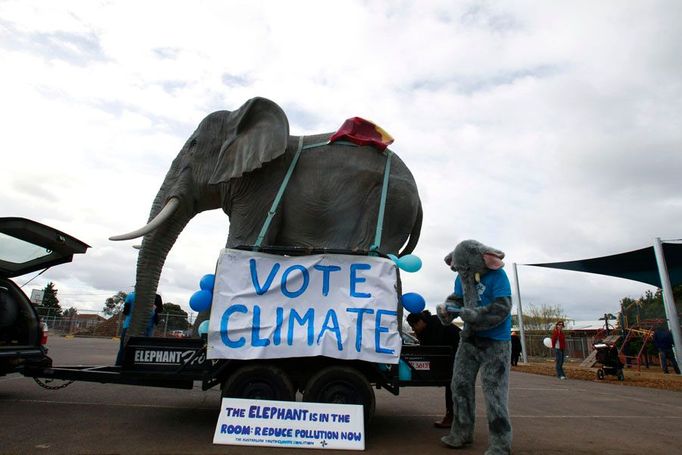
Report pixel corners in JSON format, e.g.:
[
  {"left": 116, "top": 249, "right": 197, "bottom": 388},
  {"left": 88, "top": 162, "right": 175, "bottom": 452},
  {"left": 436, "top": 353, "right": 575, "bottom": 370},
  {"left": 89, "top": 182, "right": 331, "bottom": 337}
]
[
  {"left": 213, "top": 398, "right": 365, "bottom": 450},
  {"left": 207, "top": 249, "right": 401, "bottom": 364}
]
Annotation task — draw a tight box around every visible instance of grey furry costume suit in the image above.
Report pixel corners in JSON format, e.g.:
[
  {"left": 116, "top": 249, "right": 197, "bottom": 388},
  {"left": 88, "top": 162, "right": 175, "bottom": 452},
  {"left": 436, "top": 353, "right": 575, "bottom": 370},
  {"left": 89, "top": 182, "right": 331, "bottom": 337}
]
[{"left": 437, "top": 240, "right": 512, "bottom": 455}]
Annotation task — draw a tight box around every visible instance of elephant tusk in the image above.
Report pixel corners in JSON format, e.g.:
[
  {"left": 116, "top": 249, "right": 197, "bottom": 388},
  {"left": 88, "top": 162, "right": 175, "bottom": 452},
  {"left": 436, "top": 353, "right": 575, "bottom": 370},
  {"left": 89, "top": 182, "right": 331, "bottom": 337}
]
[{"left": 109, "top": 198, "right": 181, "bottom": 241}]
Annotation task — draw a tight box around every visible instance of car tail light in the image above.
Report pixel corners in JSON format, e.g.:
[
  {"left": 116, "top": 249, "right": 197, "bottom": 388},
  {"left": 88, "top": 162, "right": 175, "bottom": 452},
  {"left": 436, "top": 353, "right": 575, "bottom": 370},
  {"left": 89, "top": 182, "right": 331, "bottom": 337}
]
[{"left": 40, "top": 322, "right": 49, "bottom": 345}]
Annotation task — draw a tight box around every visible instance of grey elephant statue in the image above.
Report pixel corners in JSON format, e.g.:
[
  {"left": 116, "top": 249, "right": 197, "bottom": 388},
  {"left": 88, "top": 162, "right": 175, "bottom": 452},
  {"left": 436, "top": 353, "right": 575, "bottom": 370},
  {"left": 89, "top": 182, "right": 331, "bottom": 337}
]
[
  {"left": 437, "top": 239, "right": 512, "bottom": 455},
  {"left": 111, "top": 97, "right": 423, "bottom": 338}
]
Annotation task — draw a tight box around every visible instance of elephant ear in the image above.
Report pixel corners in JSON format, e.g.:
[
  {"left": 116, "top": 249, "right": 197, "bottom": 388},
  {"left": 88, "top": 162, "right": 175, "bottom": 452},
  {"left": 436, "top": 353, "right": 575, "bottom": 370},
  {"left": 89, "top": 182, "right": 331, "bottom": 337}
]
[
  {"left": 208, "top": 97, "right": 289, "bottom": 184},
  {"left": 482, "top": 247, "right": 505, "bottom": 270}
]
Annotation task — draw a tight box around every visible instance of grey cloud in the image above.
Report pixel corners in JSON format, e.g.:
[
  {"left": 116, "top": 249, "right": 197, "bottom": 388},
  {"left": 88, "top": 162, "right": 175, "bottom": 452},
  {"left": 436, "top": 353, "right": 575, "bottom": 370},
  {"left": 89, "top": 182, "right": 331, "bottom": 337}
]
[
  {"left": 161, "top": 80, "right": 188, "bottom": 94},
  {"left": 11, "top": 180, "right": 60, "bottom": 203},
  {"left": 282, "top": 103, "right": 324, "bottom": 131},
  {"left": 0, "top": 19, "right": 106, "bottom": 66},
  {"left": 153, "top": 47, "right": 180, "bottom": 59},
  {"left": 222, "top": 73, "right": 251, "bottom": 87}
]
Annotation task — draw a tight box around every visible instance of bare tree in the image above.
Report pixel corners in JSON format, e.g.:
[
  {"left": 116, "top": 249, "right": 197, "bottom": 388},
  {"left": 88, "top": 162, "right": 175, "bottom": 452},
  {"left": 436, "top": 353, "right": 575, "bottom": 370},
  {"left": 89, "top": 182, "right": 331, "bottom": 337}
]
[{"left": 522, "top": 303, "right": 568, "bottom": 331}]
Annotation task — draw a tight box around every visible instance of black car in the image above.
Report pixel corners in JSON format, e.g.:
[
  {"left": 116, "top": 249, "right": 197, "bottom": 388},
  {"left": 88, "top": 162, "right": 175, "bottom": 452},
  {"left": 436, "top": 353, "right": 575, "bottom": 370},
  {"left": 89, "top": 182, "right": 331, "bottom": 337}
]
[{"left": 0, "top": 217, "right": 89, "bottom": 376}]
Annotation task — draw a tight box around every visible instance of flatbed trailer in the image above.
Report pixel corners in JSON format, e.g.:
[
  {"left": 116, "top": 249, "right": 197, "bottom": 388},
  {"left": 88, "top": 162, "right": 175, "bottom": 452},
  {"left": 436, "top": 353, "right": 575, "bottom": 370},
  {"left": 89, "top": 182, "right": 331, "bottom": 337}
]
[
  {"left": 22, "top": 335, "right": 453, "bottom": 422},
  {"left": 22, "top": 246, "right": 453, "bottom": 423}
]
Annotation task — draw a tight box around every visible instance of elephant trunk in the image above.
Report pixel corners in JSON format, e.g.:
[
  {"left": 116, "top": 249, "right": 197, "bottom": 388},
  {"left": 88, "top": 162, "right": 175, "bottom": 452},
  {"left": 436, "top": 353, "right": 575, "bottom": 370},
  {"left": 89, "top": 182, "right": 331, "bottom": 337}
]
[
  {"left": 460, "top": 274, "right": 479, "bottom": 310},
  {"left": 127, "top": 189, "right": 195, "bottom": 337}
]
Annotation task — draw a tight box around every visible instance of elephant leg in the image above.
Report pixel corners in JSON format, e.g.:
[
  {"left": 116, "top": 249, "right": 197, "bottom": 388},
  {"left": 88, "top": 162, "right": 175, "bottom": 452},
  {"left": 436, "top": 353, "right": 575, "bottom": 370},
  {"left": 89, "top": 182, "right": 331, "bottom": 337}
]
[
  {"left": 442, "top": 340, "right": 479, "bottom": 448},
  {"left": 479, "top": 341, "right": 512, "bottom": 455}
]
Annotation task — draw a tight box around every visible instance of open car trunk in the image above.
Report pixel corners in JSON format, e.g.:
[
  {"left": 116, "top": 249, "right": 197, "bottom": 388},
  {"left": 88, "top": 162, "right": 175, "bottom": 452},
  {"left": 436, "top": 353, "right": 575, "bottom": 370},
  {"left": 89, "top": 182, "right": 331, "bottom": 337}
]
[{"left": 0, "top": 217, "right": 89, "bottom": 375}]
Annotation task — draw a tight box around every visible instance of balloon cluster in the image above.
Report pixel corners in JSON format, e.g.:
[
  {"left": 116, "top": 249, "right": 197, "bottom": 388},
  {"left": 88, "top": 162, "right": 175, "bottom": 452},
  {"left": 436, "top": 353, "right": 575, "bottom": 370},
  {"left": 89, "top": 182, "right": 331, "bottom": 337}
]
[
  {"left": 386, "top": 254, "right": 426, "bottom": 314},
  {"left": 190, "top": 274, "right": 215, "bottom": 336}
]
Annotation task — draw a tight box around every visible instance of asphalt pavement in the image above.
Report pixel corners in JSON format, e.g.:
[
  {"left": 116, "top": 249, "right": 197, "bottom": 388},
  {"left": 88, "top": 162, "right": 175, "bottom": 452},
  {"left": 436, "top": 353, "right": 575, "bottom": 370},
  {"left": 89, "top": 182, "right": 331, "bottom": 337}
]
[{"left": 1, "top": 337, "right": 681, "bottom": 454}]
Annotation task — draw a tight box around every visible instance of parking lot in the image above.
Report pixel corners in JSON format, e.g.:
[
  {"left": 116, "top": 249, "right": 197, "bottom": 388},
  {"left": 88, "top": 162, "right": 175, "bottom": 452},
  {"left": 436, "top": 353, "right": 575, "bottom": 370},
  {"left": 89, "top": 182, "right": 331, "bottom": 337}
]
[{"left": 1, "top": 337, "right": 681, "bottom": 454}]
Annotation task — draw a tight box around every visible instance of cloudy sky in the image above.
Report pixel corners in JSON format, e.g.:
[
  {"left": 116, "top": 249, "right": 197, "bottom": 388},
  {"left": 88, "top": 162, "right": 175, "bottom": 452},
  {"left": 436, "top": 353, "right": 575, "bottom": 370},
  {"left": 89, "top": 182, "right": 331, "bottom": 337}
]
[{"left": 2, "top": 0, "right": 680, "bottom": 323}]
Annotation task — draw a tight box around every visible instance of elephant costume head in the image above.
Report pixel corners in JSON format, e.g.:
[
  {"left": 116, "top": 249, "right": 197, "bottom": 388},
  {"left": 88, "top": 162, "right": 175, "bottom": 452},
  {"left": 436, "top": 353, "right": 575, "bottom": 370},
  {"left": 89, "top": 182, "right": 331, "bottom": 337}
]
[
  {"left": 444, "top": 239, "right": 505, "bottom": 308},
  {"left": 111, "top": 97, "right": 422, "bottom": 336}
]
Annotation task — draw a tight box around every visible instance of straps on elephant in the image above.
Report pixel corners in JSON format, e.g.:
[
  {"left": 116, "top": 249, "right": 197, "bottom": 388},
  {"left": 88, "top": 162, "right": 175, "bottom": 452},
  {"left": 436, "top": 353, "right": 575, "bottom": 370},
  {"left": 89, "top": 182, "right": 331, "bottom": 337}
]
[
  {"left": 253, "top": 137, "right": 394, "bottom": 254},
  {"left": 369, "top": 149, "right": 393, "bottom": 256},
  {"left": 254, "top": 136, "right": 305, "bottom": 250}
]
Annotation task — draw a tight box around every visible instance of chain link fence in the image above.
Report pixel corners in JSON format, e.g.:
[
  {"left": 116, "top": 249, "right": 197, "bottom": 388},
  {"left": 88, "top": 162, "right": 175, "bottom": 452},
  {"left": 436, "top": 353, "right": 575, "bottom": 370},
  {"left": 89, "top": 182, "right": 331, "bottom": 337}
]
[
  {"left": 521, "top": 333, "right": 596, "bottom": 360},
  {"left": 38, "top": 308, "right": 194, "bottom": 338}
]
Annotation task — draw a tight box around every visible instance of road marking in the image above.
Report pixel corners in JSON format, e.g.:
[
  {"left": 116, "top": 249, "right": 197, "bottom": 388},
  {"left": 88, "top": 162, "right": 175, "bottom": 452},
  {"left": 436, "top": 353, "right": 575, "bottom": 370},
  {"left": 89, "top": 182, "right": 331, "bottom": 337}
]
[
  {"left": 511, "top": 415, "right": 682, "bottom": 419},
  {"left": 511, "top": 387, "right": 570, "bottom": 391},
  {"left": 377, "top": 413, "right": 682, "bottom": 419}
]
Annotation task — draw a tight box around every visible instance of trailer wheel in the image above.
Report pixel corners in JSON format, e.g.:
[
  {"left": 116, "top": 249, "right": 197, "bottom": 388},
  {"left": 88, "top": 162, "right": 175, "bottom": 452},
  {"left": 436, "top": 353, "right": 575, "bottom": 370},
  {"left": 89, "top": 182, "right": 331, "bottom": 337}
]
[
  {"left": 302, "top": 366, "right": 375, "bottom": 424},
  {"left": 221, "top": 364, "right": 295, "bottom": 401}
]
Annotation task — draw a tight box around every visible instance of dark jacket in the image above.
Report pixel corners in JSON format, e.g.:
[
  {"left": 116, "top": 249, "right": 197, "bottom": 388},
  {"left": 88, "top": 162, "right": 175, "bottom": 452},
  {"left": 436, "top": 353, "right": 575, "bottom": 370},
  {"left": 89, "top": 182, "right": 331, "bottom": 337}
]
[
  {"left": 511, "top": 334, "right": 522, "bottom": 354},
  {"left": 653, "top": 328, "right": 674, "bottom": 351},
  {"left": 416, "top": 315, "right": 461, "bottom": 351}
]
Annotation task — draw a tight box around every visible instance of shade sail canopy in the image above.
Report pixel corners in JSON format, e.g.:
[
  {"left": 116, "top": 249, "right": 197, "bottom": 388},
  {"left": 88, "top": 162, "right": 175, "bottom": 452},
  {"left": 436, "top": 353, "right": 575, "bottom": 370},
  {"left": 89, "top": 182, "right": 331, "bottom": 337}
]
[{"left": 527, "top": 242, "right": 682, "bottom": 288}]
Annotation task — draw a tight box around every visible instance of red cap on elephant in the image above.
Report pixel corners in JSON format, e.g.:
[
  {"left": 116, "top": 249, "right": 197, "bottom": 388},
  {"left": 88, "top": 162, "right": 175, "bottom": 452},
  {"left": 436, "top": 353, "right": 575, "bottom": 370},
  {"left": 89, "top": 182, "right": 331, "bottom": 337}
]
[{"left": 329, "top": 117, "right": 394, "bottom": 151}]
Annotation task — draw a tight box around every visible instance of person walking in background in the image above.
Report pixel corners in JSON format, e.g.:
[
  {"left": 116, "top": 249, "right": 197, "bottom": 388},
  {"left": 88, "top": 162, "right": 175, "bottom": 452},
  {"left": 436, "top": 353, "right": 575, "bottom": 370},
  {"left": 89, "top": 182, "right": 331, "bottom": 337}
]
[
  {"left": 510, "top": 331, "right": 522, "bottom": 366},
  {"left": 653, "top": 325, "right": 681, "bottom": 375},
  {"left": 145, "top": 294, "right": 164, "bottom": 337},
  {"left": 115, "top": 292, "right": 163, "bottom": 365},
  {"left": 551, "top": 320, "right": 567, "bottom": 380},
  {"left": 406, "top": 310, "right": 461, "bottom": 428}
]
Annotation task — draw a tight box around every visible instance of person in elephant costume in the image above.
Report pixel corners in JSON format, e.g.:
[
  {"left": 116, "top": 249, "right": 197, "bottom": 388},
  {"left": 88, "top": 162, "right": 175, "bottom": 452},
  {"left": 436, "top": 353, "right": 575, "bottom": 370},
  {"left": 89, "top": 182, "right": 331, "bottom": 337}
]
[{"left": 437, "top": 239, "right": 512, "bottom": 454}]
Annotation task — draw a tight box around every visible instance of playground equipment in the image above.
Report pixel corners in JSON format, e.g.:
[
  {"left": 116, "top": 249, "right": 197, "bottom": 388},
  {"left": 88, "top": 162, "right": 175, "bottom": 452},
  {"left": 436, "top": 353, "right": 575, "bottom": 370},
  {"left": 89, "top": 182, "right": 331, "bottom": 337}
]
[{"left": 618, "top": 319, "right": 665, "bottom": 371}]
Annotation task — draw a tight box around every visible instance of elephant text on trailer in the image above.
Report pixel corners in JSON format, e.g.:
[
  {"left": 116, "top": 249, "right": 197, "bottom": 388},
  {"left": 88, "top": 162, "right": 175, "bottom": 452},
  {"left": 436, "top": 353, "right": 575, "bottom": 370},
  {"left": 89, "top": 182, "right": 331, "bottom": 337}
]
[{"left": 207, "top": 249, "right": 402, "bottom": 364}]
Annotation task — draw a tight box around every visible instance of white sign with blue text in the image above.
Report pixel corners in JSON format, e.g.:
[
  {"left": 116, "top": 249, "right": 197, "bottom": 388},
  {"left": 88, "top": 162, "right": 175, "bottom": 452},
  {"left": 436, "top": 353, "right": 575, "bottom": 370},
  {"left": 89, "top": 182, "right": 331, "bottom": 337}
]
[
  {"left": 207, "top": 249, "right": 401, "bottom": 364},
  {"left": 213, "top": 398, "right": 365, "bottom": 450}
]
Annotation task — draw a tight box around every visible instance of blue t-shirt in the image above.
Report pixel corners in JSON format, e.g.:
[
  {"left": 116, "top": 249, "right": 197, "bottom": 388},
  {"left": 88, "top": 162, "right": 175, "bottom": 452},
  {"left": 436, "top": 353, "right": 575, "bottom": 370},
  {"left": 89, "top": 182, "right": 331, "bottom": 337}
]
[
  {"left": 454, "top": 268, "right": 512, "bottom": 341},
  {"left": 122, "top": 295, "right": 155, "bottom": 334}
]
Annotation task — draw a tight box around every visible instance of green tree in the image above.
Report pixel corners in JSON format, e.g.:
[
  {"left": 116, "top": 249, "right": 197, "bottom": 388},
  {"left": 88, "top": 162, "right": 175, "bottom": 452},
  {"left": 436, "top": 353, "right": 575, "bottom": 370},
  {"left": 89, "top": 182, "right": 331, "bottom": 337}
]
[
  {"left": 38, "top": 282, "right": 62, "bottom": 317},
  {"left": 159, "top": 303, "right": 190, "bottom": 332},
  {"left": 619, "top": 285, "right": 682, "bottom": 328},
  {"left": 62, "top": 307, "right": 78, "bottom": 318},
  {"left": 103, "top": 291, "right": 128, "bottom": 316}
]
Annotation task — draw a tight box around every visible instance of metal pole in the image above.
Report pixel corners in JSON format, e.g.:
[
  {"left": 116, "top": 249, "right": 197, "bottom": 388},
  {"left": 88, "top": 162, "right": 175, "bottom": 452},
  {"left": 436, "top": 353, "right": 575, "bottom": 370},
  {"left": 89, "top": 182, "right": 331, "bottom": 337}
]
[
  {"left": 653, "top": 237, "right": 682, "bottom": 371},
  {"left": 512, "top": 263, "right": 528, "bottom": 364}
]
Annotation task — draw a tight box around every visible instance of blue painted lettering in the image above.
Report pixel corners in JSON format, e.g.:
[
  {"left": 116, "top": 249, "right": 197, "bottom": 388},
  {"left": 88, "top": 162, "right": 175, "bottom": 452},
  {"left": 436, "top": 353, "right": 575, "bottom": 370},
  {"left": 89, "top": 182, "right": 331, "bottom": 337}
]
[
  {"left": 251, "top": 305, "right": 270, "bottom": 347},
  {"left": 287, "top": 308, "right": 315, "bottom": 346},
  {"left": 375, "top": 309, "right": 397, "bottom": 354},
  {"left": 312, "top": 264, "right": 341, "bottom": 296},
  {"left": 221, "top": 305, "right": 247, "bottom": 348},
  {"left": 350, "top": 263, "right": 372, "bottom": 298},
  {"left": 281, "top": 265, "right": 309, "bottom": 298},
  {"left": 317, "top": 309, "right": 343, "bottom": 351},
  {"left": 250, "top": 259, "right": 280, "bottom": 295},
  {"left": 346, "top": 308, "right": 374, "bottom": 352},
  {"left": 273, "top": 307, "right": 284, "bottom": 346}
]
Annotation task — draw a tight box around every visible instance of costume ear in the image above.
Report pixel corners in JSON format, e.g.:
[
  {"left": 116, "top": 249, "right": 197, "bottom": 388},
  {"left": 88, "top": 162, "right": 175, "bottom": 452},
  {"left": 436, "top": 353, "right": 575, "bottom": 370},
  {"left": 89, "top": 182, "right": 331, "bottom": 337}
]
[
  {"left": 483, "top": 251, "right": 505, "bottom": 270},
  {"left": 209, "top": 97, "right": 289, "bottom": 184}
]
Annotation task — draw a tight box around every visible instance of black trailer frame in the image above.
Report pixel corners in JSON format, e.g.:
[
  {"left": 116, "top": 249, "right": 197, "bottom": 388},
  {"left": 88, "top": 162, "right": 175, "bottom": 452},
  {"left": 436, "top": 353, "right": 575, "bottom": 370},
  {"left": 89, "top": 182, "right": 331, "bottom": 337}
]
[{"left": 22, "top": 246, "right": 455, "bottom": 422}]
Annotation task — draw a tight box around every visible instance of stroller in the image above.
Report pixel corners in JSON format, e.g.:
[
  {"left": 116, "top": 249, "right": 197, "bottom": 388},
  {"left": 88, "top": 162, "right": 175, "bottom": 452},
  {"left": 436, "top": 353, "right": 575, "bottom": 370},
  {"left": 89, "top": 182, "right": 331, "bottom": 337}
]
[{"left": 593, "top": 342, "right": 624, "bottom": 381}]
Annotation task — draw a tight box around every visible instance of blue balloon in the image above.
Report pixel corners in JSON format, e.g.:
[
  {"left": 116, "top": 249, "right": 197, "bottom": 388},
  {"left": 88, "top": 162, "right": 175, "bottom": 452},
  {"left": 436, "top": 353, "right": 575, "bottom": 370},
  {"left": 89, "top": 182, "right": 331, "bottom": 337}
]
[
  {"left": 199, "top": 274, "right": 215, "bottom": 291},
  {"left": 397, "top": 254, "right": 422, "bottom": 273},
  {"left": 189, "top": 289, "right": 213, "bottom": 312},
  {"left": 387, "top": 254, "right": 399, "bottom": 264},
  {"left": 198, "top": 320, "right": 210, "bottom": 336},
  {"left": 401, "top": 292, "right": 426, "bottom": 313}
]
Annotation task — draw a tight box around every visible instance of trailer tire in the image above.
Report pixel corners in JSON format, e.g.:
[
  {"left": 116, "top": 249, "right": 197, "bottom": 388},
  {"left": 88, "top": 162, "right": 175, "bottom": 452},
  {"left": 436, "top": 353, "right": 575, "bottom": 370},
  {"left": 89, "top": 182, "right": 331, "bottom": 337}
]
[
  {"left": 302, "top": 366, "right": 375, "bottom": 424},
  {"left": 221, "top": 364, "right": 295, "bottom": 401}
]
